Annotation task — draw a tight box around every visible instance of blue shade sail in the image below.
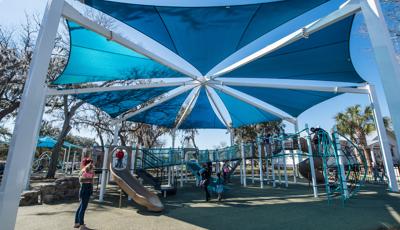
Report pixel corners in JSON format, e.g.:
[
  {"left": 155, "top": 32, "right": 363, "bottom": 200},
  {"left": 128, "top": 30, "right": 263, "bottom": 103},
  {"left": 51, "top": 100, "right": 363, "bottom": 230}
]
[
  {"left": 180, "top": 89, "right": 225, "bottom": 129},
  {"left": 53, "top": 21, "right": 183, "bottom": 85},
  {"left": 83, "top": 0, "right": 329, "bottom": 75},
  {"left": 128, "top": 91, "right": 191, "bottom": 128},
  {"left": 76, "top": 87, "right": 174, "bottom": 118},
  {"left": 216, "top": 90, "right": 280, "bottom": 127},
  {"left": 231, "top": 86, "right": 341, "bottom": 117},
  {"left": 223, "top": 16, "right": 364, "bottom": 83},
  {"left": 37, "top": 136, "right": 81, "bottom": 149}
]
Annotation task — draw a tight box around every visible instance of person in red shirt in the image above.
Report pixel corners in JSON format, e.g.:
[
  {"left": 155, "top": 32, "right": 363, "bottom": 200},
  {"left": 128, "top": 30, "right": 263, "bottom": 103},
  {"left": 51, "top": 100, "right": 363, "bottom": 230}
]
[{"left": 115, "top": 150, "right": 124, "bottom": 168}]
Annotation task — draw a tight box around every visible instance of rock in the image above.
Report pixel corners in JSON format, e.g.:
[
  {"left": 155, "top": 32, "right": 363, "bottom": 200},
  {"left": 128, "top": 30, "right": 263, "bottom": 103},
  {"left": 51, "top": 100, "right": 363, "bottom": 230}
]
[
  {"left": 20, "top": 177, "right": 81, "bottom": 205},
  {"left": 40, "top": 183, "right": 56, "bottom": 195},
  {"left": 20, "top": 190, "right": 39, "bottom": 206},
  {"left": 42, "top": 194, "right": 56, "bottom": 204}
]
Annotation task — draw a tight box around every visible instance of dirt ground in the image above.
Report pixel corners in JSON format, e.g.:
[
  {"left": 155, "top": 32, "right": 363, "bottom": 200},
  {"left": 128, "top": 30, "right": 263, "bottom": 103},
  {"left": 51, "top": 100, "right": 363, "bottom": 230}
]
[{"left": 15, "top": 177, "right": 400, "bottom": 230}]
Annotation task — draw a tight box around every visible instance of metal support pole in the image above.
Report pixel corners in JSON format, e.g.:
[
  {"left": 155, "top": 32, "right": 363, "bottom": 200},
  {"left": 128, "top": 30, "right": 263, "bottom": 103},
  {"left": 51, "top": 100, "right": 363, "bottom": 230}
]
[
  {"left": 271, "top": 152, "right": 276, "bottom": 188},
  {"left": 65, "top": 146, "right": 71, "bottom": 174},
  {"left": 169, "top": 131, "right": 176, "bottom": 187},
  {"left": 99, "top": 147, "right": 109, "bottom": 202},
  {"left": 367, "top": 84, "right": 399, "bottom": 192},
  {"left": 99, "top": 124, "right": 119, "bottom": 202},
  {"left": 333, "top": 126, "right": 349, "bottom": 198},
  {"left": 251, "top": 145, "right": 255, "bottom": 184},
  {"left": 281, "top": 137, "right": 288, "bottom": 188},
  {"left": 277, "top": 155, "right": 282, "bottom": 186},
  {"left": 62, "top": 148, "right": 67, "bottom": 171},
  {"left": 291, "top": 149, "right": 297, "bottom": 183},
  {"left": 72, "top": 151, "right": 77, "bottom": 173},
  {"left": 361, "top": 2, "right": 400, "bottom": 186},
  {"left": 257, "top": 134, "right": 264, "bottom": 188},
  {"left": 180, "top": 149, "right": 184, "bottom": 187},
  {"left": 0, "top": 1, "right": 63, "bottom": 228},
  {"left": 184, "top": 151, "right": 188, "bottom": 182},
  {"left": 295, "top": 121, "right": 303, "bottom": 178},
  {"left": 128, "top": 145, "right": 136, "bottom": 201},
  {"left": 264, "top": 144, "right": 270, "bottom": 184},
  {"left": 241, "top": 141, "right": 247, "bottom": 187},
  {"left": 370, "top": 146, "right": 376, "bottom": 167},
  {"left": 305, "top": 124, "right": 318, "bottom": 198}
]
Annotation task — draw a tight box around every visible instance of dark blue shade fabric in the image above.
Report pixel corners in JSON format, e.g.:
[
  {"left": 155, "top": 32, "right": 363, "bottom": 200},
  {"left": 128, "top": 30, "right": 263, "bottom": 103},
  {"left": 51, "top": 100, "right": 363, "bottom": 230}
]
[
  {"left": 180, "top": 89, "right": 225, "bottom": 129},
  {"left": 223, "top": 16, "right": 364, "bottom": 83},
  {"left": 216, "top": 90, "right": 280, "bottom": 127},
  {"left": 76, "top": 87, "right": 174, "bottom": 118},
  {"left": 83, "top": 0, "right": 329, "bottom": 75},
  {"left": 128, "top": 91, "right": 191, "bottom": 128},
  {"left": 53, "top": 21, "right": 183, "bottom": 85},
  {"left": 231, "top": 86, "right": 341, "bottom": 117}
]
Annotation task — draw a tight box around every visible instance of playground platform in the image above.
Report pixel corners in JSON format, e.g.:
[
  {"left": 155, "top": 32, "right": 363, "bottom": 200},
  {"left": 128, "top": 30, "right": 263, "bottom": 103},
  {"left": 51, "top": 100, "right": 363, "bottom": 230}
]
[{"left": 15, "top": 177, "right": 400, "bottom": 230}]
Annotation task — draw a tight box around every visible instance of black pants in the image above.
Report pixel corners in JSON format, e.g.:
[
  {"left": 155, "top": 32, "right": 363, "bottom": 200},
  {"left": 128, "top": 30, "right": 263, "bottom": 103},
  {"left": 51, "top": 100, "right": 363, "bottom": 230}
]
[
  {"left": 204, "top": 182, "right": 210, "bottom": 201},
  {"left": 75, "top": 183, "right": 93, "bottom": 225}
]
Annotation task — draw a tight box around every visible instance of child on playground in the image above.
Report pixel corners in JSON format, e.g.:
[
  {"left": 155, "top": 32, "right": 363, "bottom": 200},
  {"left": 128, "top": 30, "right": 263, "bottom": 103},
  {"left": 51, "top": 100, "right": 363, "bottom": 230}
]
[
  {"left": 222, "top": 161, "right": 231, "bottom": 183},
  {"left": 216, "top": 172, "right": 224, "bottom": 201},
  {"left": 200, "top": 164, "right": 211, "bottom": 201},
  {"left": 115, "top": 149, "right": 124, "bottom": 168},
  {"left": 74, "top": 158, "right": 94, "bottom": 229}
]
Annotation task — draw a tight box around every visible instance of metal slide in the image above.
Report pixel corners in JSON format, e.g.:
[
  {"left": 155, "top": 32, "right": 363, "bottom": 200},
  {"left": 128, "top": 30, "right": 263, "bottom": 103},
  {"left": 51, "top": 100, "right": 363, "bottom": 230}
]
[{"left": 109, "top": 147, "right": 163, "bottom": 212}]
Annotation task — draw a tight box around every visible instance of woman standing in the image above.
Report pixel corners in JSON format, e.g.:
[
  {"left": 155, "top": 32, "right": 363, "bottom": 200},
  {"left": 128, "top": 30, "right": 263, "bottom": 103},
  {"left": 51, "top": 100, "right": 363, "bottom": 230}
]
[
  {"left": 200, "top": 164, "right": 211, "bottom": 202},
  {"left": 74, "top": 158, "right": 94, "bottom": 229}
]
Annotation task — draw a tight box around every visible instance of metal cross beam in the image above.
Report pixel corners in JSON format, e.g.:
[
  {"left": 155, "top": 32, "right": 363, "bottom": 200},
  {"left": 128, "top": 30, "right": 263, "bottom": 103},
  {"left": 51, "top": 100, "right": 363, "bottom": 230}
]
[
  {"left": 174, "top": 86, "right": 201, "bottom": 130},
  {"left": 209, "top": 78, "right": 369, "bottom": 94},
  {"left": 209, "top": 84, "right": 296, "bottom": 124},
  {"left": 46, "top": 79, "right": 197, "bottom": 96},
  {"left": 113, "top": 84, "right": 197, "bottom": 124},
  {"left": 205, "top": 85, "right": 233, "bottom": 129}
]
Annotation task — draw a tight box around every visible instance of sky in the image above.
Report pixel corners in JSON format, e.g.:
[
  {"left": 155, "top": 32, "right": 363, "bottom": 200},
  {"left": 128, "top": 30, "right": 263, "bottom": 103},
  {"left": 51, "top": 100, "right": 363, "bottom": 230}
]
[{"left": 0, "top": 0, "right": 399, "bottom": 149}]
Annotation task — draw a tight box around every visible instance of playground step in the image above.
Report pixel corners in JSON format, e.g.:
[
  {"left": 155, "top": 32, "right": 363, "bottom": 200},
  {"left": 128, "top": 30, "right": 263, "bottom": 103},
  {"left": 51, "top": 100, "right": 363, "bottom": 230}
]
[{"left": 136, "top": 169, "right": 161, "bottom": 190}]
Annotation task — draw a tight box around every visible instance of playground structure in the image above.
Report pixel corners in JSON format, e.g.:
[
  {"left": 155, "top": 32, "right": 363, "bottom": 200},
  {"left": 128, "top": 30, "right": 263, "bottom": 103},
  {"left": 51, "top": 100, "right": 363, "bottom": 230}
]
[
  {"left": 1, "top": 0, "right": 400, "bottom": 229},
  {"left": 33, "top": 136, "right": 84, "bottom": 174},
  {"left": 98, "top": 126, "right": 367, "bottom": 211}
]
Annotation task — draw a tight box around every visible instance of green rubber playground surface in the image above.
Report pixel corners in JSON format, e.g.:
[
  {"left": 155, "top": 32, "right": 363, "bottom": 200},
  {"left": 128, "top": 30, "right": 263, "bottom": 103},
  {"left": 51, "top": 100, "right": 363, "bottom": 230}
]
[{"left": 15, "top": 177, "right": 400, "bottom": 230}]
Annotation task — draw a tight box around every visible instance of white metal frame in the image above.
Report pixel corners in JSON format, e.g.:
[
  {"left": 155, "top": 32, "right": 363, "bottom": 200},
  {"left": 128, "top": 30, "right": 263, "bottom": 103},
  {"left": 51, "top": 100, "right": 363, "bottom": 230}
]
[
  {"left": 47, "top": 78, "right": 196, "bottom": 96},
  {"left": 174, "top": 86, "right": 201, "bottom": 130},
  {"left": 0, "top": 1, "right": 64, "bottom": 229},
  {"left": 1, "top": 0, "right": 400, "bottom": 228},
  {"left": 205, "top": 86, "right": 233, "bottom": 129}
]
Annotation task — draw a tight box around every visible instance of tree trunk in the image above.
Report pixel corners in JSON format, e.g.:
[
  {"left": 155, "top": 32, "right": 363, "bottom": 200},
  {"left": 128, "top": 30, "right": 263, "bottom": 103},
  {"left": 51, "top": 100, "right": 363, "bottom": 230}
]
[
  {"left": 0, "top": 101, "right": 20, "bottom": 123},
  {"left": 363, "top": 147, "right": 373, "bottom": 173},
  {"left": 46, "top": 122, "right": 71, "bottom": 178},
  {"left": 46, "top": 97, "right": 84, "bottom": 178}
]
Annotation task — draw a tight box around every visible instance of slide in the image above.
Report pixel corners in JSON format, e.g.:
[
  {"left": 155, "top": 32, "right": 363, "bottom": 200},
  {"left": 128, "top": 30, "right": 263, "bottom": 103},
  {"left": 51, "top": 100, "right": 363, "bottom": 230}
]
[
  {"left": 226, "top": 160, "right": 241, "bottom": 179},
  {"left": 109, "top": 147, "right": 163, "bottom": 212},
  {"left": 298, "top": 158, "right": 324, "bottom": 183},
  {"left": 186, "top": 161, "right": 202, "bottom": 183}
]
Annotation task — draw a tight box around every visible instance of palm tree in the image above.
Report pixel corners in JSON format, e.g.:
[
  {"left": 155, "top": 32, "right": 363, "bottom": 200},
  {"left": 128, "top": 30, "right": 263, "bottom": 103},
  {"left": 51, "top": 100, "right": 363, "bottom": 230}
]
[{"left": 335, "top": 105, "right": 375, "bottom": 172}]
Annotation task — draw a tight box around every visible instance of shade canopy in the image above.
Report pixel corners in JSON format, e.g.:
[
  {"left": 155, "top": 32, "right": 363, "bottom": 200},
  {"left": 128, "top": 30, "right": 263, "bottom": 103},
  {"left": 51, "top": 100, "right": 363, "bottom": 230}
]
[
  {"left": 37, "top": 136, "right": 81, "bottom": 149},
  {"left": 53, "top": 0, "right": 365, "bottom": 129}
]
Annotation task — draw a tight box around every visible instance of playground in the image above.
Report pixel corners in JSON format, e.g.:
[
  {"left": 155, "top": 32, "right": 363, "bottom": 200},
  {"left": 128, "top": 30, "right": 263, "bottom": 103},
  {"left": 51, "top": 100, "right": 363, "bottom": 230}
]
[
  {"left": 15, "top": 179, "right": 400, "bottom": 230},
  {"left": 1, "top": 0, "right": 400, "bottom": 230}
]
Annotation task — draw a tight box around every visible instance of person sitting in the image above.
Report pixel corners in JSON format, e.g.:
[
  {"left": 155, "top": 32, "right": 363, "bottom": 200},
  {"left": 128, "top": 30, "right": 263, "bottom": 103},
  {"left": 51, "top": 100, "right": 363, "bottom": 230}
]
[
  {"left": 74, "top": 158, "right": 94, "bottom": 229},
  {"left": 115, "top": 149, "right": 124, "bottom": 168}
]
